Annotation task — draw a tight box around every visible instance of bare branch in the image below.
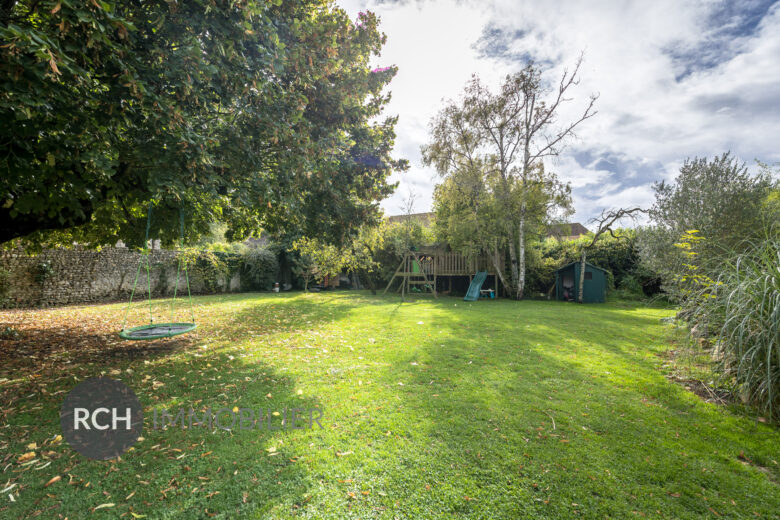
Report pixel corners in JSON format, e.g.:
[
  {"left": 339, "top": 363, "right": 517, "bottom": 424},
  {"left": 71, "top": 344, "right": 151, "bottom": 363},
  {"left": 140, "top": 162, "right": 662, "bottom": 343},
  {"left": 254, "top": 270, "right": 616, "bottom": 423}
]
[{"left": 585, "top": 206, "right": 646, "bottom": 249}]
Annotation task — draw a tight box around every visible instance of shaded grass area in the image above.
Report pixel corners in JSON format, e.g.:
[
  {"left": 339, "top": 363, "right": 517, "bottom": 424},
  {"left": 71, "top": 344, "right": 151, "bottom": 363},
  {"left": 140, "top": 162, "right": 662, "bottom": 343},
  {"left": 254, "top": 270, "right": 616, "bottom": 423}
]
[{"left": 0, "top": 292, "right": 778, "bottom": 519}]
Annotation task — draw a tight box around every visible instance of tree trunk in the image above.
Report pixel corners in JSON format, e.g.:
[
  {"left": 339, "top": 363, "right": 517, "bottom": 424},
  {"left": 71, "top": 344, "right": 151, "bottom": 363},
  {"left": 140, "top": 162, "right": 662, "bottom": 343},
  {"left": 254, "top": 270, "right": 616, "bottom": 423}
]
[
  {"left": 507, "top": 229, "right": 520, "bottom": 300},
  {"left": 362, "top": 270, "right": 377, "bottom": 295},
  {"left": 517, "top": 204, "right": 526, "bottom": 300},
  {"left": 578, "top": 249, "right": 587, "bottom": 303},
  {"left": 490, "top": 243, "right": 511, "bottom": 294}
]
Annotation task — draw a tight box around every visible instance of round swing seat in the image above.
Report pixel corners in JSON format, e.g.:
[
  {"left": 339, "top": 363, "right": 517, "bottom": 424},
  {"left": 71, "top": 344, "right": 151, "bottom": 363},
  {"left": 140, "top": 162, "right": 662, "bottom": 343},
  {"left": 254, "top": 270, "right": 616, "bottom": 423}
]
[{"left": 119, "top": 322, "right": 197, "bottom": 341}]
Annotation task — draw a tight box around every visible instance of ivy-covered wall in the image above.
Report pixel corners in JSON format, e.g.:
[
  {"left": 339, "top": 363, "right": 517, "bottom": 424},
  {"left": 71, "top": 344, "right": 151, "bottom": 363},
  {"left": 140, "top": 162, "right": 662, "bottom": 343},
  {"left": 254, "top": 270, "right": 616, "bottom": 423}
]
[{"left": 0, "top": 246, "right": 242, "bottom": 308}]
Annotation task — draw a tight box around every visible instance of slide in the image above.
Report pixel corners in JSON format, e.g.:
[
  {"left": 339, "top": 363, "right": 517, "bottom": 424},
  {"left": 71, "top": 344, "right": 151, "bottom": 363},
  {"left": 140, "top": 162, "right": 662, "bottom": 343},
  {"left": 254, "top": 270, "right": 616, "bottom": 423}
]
[{"left": 464, "top": 271, "right": 488, "bottom": 301}]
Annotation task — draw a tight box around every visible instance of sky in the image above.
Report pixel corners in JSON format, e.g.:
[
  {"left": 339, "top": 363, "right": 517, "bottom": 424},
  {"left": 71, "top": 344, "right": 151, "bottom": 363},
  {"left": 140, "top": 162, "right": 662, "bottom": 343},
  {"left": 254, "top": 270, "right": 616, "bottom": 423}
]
[{"left": 338, "top": 0, "right": 780, "bottom": 224}]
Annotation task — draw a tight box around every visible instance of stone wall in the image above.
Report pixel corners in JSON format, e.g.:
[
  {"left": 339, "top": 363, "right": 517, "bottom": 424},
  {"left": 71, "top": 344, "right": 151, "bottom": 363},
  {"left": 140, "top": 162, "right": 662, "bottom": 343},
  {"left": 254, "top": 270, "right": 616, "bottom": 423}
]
[{"left": 0, "top": 246, "right": 241, "bottom": 308}]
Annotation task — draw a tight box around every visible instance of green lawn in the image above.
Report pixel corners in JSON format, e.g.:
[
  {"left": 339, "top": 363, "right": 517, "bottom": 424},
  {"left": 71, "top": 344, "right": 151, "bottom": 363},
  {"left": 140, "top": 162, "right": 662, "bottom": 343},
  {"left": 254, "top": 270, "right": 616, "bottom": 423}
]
[{"left": 1, "top": 292, "right": 778, "bottom": 518}]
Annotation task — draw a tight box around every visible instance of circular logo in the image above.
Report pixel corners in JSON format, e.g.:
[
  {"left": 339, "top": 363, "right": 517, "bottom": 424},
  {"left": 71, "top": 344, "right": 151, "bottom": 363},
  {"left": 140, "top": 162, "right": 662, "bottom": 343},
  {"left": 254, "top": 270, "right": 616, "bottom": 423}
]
[{"left": 60, "top": 377, "right": 143, "bottom": 460}]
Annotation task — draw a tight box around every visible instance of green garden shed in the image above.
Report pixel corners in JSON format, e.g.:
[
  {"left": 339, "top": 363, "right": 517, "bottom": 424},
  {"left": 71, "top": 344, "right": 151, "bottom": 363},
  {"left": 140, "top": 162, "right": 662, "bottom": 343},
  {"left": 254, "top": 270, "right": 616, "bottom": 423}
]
[{"left": 554, "top": 261, "right": 608, "bottom": 303}]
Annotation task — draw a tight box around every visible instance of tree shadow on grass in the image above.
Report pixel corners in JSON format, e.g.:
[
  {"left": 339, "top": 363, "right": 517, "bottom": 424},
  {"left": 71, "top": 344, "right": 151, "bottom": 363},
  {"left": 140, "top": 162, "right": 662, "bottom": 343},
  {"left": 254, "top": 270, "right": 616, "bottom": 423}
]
[
  {"left": 0, "top": 292, "right": 363, "bottom": 519},
  {"left": 379, "top": 305, "right": 780, "bottom": 518},
  {"left": 0, "top": 322, "right": 324, "bottom": 519}
]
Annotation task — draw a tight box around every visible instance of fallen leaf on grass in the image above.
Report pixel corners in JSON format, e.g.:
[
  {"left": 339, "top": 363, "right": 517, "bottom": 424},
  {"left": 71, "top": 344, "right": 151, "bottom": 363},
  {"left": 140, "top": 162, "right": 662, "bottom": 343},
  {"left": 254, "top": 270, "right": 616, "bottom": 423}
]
[
  {"left": 94, "top": 503, "right": 115, "bottom": 510},
  {"left": 18, "top": 452, "right": 36, "bottom": 463},
  {"left": 44, "top": 475, "right": 61, "bottom": 487}
]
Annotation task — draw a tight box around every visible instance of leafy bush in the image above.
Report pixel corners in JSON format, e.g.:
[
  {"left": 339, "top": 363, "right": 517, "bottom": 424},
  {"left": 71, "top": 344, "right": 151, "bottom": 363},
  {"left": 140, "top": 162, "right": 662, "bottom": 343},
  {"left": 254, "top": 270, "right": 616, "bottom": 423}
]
[
  {"left": 617, "top": 274, "right": 644, "bottom": 296},
  {"left": 688, "top": 238, "right": 780, "bottom": 420},
  {"left": 639, "top": 155, "right": 779, "bottom": 301},
  {"left": 292, "top": 237, "right": 346, "bottom": 292},
  {"left": 180, "top": 249, "right": 237, "bottom": 293},
  {"left": 241, "top": 247, "right": 279, "bottom": 291}
]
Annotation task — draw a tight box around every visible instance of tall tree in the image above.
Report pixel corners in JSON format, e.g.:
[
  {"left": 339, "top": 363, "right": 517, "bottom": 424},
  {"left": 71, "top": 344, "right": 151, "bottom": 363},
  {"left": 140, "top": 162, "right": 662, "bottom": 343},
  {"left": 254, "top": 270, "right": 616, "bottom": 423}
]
[
  {"left": 423, "top": 59, "right": 595, "bottom": 298},
  {"left": 1, "top": 1, "right": 405, "bottom": 248},
  {"left": 639, "top": 153, "right": 778, "bottom": 295}
]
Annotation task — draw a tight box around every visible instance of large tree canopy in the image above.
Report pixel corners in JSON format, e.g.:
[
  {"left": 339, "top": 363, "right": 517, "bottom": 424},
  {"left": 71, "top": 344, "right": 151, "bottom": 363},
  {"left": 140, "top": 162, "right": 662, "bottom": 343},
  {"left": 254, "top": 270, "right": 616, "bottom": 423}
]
[
  {"left": 423, "top": 61, "right": 593, "bottom": 298},
  {"left": 1, "top": 0, "right": 405, "bottom": 248}
]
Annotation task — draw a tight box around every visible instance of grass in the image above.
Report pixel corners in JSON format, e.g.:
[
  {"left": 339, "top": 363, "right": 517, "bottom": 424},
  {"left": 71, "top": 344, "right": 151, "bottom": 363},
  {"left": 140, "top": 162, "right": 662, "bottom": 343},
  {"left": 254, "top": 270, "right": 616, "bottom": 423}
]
[{"left": 0, "top": 292, "right": 778, "bottom": 519}]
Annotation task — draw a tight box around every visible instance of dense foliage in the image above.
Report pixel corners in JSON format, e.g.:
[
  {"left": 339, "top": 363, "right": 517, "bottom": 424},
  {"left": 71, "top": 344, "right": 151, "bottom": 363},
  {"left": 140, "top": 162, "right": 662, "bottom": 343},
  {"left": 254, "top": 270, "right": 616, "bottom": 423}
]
[
  {"left": 1, "top": 0, "right": 404, "bottom": 248},
  {"left": 292, "top": 236, "right": 344, "bottom": 291},
  {"left": 639, "top": 154, "right": 780, "bottom": 420},
  {"left": 681, "top": 236, "right": 780, "bottom": 420},
  {"left": 639, "top": 154, "right": 778, "bottom": 298},
  {"left": 524, "top": 231, "right": 660, "bottom": 298},
  {"left": 240, "top": 246, "right": 280, "bottom": 291}
]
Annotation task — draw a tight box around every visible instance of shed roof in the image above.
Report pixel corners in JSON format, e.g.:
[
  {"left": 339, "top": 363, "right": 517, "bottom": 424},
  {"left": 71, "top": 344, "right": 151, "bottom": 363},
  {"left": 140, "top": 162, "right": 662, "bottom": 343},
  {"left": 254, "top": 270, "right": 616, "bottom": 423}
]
[{"left": 555, "top": 261, "right": 609, "bottom": 273}]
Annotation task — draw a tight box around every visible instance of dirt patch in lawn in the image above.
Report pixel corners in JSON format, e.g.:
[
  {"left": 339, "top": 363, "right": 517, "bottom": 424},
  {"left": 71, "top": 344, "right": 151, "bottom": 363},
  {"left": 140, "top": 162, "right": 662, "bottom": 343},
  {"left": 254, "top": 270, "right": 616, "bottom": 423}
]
[
  {"left": 737, "top": 452, "right": 780, "bottom": 486},
  {"left": 665, "top": 374, "right": 732, "bottom": 406}
]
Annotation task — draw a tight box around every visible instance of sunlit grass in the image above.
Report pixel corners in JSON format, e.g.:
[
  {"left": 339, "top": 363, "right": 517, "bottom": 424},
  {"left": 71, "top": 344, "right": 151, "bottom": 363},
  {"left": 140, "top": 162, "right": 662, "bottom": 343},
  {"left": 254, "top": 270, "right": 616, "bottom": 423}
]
[{"left": 0, "top": 292, "right": 777, "bottom": 519}]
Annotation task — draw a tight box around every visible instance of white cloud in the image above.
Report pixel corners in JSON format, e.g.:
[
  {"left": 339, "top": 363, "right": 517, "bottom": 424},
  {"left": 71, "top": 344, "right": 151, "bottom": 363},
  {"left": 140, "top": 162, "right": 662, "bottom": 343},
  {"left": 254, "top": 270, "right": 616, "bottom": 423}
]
[{"left": 339, "top": 0, "right": 780, "bottom": 222}]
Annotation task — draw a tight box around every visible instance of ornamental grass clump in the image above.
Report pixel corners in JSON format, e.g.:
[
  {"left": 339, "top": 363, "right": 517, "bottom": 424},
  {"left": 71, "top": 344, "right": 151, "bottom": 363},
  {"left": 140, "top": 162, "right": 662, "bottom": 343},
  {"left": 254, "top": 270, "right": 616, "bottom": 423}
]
[{"left": 692, "top": 237, "right": 780, "bottom": 420}]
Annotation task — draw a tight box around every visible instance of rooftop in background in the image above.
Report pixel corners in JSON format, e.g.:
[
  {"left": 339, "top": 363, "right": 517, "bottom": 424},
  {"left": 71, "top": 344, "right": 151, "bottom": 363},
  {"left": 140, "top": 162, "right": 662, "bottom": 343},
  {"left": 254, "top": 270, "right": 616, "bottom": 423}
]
[
  {"left": 386, "top": 212, "right": 434, "bottom": 227},
  {"left": 545, "top": 222, "right": 590, "bottom": 241}
]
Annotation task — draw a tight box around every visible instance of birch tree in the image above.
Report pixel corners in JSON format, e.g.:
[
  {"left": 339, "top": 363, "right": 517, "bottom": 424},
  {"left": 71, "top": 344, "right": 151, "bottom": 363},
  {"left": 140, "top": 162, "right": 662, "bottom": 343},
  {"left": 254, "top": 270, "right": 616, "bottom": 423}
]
[{"left": 423, "top": 58, "right": 597, "bottom": 298}]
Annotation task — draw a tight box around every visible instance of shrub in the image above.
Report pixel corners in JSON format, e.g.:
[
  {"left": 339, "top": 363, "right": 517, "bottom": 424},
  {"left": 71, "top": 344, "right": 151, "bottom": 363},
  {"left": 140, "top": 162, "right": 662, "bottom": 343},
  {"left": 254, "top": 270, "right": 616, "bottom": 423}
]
[
  {"left": 617, "top": 274, "right": 644, "bottom": 295},
  {"left": 241, "top": 246, "right": 279, "bottom": 291},
  {"left": 688, "top": 237, "right": 780, "bottom": 420},
  {"left": 180, "top": 249, "right": 235, "bottom": 293}
]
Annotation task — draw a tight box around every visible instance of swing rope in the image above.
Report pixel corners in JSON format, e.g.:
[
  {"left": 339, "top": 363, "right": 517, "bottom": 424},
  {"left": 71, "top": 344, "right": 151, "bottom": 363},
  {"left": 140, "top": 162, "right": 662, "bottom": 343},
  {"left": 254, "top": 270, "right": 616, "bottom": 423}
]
[
  {"left": 118, "top": 201, "right": 197, "bottom": 340},
  {"left": 170, "top": 209, "right": 196, "bottom": 324},
  {"left": 181, "top": 210, "right": 196, "bottom": 324},
  {"left": 120, "top": 202, "right": 153, "bottom": 332}
]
